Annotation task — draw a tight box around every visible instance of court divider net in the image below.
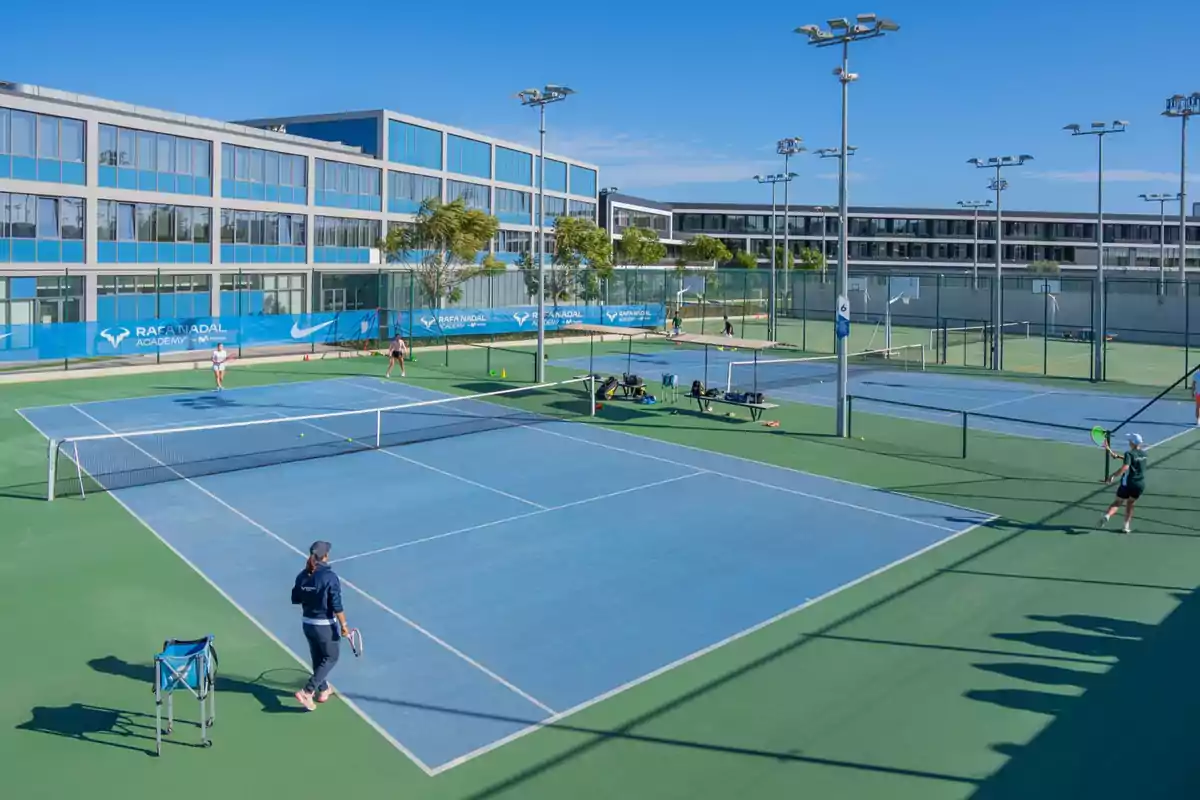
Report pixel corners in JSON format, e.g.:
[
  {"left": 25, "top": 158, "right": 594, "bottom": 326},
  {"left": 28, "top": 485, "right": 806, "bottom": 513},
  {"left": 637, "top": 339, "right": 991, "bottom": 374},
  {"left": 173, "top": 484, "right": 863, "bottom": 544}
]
[
  {"left": 725, "top": 344, "right": 926, "bottom": 393},
  {"left": 47, "top": 377, "right": 594, "bottom": 501}
]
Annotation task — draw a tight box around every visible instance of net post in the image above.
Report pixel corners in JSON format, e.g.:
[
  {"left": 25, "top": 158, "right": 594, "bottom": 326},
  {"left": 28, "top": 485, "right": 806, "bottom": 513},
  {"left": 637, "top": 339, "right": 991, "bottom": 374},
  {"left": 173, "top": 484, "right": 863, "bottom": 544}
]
[
  {"left": 961, "top": 411, "right": 968, "bottom": 459},
  {"left": 588, "top": 375, "right": 596, "bottom": 417},
  {"left": 73, "top": 441, "right": 85, "bottom": 499},
  {"left": 846, "top": 395, "right": 853, "bottom": 439},
  {"left": 1103, "top": 432, "right": 1111, "bottom": 481},
  {"left": 47, "top": 438, "right": 57, "bottom": 502}
]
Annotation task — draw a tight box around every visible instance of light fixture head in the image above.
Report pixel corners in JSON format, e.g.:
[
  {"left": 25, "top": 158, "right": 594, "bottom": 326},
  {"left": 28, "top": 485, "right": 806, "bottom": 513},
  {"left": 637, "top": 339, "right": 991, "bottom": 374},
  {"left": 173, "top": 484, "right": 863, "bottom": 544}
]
[
  {"left": 545, "top": 84, "right": 575, "bottom": 95},
  {"left": 1114, "top": 120, "right": 1130, "bottom": 127},
  {"left": 828, "top": 17, "right": 849, "bottom": 29},
  {"left": 856, "top": 13, "right": 877, "bottom": 23},
  {"left": 1063, "top": 123, "right": 1081, "bottom": 133},
  {"left": 877, "top": 18, "right": 899, "bottom": 31},
  {"left": 795, "top": 24, "right": 820, "bottom": 35}
]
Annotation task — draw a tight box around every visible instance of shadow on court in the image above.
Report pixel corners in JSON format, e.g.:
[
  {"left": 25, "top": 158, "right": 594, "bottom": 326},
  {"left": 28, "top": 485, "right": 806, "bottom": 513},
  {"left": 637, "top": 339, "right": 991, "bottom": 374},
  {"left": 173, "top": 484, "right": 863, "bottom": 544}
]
[
  {"left": 15, "top": 703, "right": 186, "bottom": 756},
  {"left": 966, "top": 598, "right": 1200, "bottom": 800},
  {"left": 87, "top": 656, "right": 307, "bottom": 715}
]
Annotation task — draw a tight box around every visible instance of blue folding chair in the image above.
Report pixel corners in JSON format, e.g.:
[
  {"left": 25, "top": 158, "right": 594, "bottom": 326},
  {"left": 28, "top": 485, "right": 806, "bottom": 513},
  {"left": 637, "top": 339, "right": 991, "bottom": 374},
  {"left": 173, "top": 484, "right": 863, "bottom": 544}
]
[{"left": 154, "top": 635, "right": 217, "bottom": 755}]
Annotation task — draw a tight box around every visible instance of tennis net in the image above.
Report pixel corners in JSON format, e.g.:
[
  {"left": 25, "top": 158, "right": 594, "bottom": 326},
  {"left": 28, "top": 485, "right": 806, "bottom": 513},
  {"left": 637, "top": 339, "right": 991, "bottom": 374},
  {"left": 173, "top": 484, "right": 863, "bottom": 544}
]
[
  {"left": 725, "top": 344, "right": 925, "bottom": 393},
  {"left": 929, "top": 321, "right": 1030, "bottom": 352},
  {"left": 48, "top": 377, "right": 594, "bottom": 500}
]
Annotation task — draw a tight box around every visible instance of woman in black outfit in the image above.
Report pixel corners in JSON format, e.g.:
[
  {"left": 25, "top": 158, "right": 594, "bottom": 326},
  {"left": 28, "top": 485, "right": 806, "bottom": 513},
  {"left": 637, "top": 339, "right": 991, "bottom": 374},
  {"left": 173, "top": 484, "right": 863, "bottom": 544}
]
[{"left": 291, "top": 541, "right": 351, "bottom": 710}]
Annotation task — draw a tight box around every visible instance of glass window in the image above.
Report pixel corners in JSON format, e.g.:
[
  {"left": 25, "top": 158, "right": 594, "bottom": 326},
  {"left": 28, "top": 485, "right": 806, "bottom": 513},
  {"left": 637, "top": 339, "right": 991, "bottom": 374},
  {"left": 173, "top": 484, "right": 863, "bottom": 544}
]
[
  {"left": 193, "top": 141, "right": 210, "bottom": 178},
  {"left": 137, "top": 132, "right": 156, "bottom": 171},
  {"left": 235, "top": 211, "right": 250, "bottom": 244},
  {"left": 250, "top": 211, "right": 264, "bottom": 245},
  {"left": 293, "top": 216, "right": 305, "bottom": 246},
  {"left": 135, "top": 204, "right": 153, "bottom": 241},
  {"left": 265, "top": 151, "right": 279, "bottom": 185},
  {"left": 99, "top": 124, "right": 117, "bottom": 166},
  {"left": 193, "top": 208, "right": 210, "bottom": 243},
  {"left": 38, "top": 116, "right": 61, "bottom": 159},
  {"left": 279, "top": 215, "right": 293, "bottom": 246},
  {"left": 155, "top": 205, "right": 174, "bottom": 243},
  {"left": 97, "top": 200, "right": 116, "bottom": 241},
  {"left": 220, "top": 210, "right": 234, "bottom": 243},
  {"left": 235, "top": 147, "right": 249, "bottom": 180},
  {"left": 0, "top": 192, "right": 9, "bottom": 238},
  {"left": 175, "top": 137, "right": 191, "bottom": 174},
  {"left": 157, "top": 135, "right": 174, "bottom": 173},
  {"left": 117, "top": 203, "right": 135, "bottom": 240},
  {"left": 265, "top": 213, "right": 280, "bottom": 245},
  {"left": 221, "top": 144, "right": 234, "bottom": 180},
  {"left": 60, "top": 198, "right": 83, "bottom": 240},
  {"left": 0, "top": 108, "right": 8, "bottom": 154},
  {"left": 9, "top": 194, "right": 35, "bottom": 238},
  {"left": 10, "top": 111, "right": 35, "bottom": 157},
  {"left": 117, "top": 129, "right": 136, "bottom": 167},
  {"left": 175, "top": 206, "right": 192, "bottom": 242},
  {"left": 60, "top": 119, "right": 84, "bottom": 162},
  {"left": 37, "top": 197, "right": 59, "bottom": 239},
  {"left": 250, "top": 149, "right": 264, "bottom": 182}
]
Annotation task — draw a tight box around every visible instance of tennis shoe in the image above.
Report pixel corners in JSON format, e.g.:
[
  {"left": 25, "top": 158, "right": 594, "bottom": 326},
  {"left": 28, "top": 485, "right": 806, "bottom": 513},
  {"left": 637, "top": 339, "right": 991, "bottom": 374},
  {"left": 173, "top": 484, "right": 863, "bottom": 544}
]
[
  {"left": 315, "top": 688, "right": 333, "bottom": 703},
  {"left": 294, "top": 690, "right": 316, "bottom": 711},
  {"left": 1097, "top": 514, "right": 1109, "bottom": 528},
  {"left": 1122, "top": 523, "right": 1131, "bottom": 534}
]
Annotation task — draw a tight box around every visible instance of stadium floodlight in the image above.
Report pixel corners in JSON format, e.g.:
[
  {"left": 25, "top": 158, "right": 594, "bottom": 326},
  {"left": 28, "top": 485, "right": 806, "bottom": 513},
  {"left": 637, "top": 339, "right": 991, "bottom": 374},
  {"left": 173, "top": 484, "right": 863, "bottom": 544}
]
[
  {"left": 754, "top": 172, "right": 797, "bottom": 339},
  {"left": 957, "top": 200, "right": 994, "bottom": 290},
  {"left": 968, "top": 153, "right": 1032, "bottom": 371},
  {"left": 1065, "top": 120, "right": 1126, "bottom": 382},
  {"left": 1141, "top": 192, "right": 1183, "bottom": 294},
  {"left": 1163, "top": 92, "right": 1199, "bottom": 288},
  {"left": 796, "top": 13, "right": 898, "bottom": 437},
  {"left": 516, "top": 84, "right": 576, "bottom": 381}
]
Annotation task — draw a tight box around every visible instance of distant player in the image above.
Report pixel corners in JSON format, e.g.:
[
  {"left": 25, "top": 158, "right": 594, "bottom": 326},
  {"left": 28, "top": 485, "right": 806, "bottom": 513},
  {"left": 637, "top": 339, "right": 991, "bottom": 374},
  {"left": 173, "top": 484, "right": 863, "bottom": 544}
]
[
  {"left": 1192, "top": 371, "right": 1199, "bottom": 426},
  {"left": 1099, "top": 432, "right": 1147, "bottom": 534},
  {"left": 671, "top": 309, "right": 682, "bottom": 337},
  {"left": 211, "top": 342, "right": 229, "bottom": 391},
  {"left": 385, "top": 333, "right": 407, "bottom": 378},
  {"left": 722, "top": 315, "right": 734, "bottom": 338}
]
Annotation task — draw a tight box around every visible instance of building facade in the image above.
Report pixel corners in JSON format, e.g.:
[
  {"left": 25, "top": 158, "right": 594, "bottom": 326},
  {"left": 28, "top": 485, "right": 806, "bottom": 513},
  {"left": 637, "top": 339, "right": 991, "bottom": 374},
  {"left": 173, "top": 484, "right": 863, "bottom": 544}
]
[
  {"left": 0, "top": 81, "right": 599, "bottom": 326},
  {"left": 600, "top": 192, "right": 1200, "bottom": 276}
]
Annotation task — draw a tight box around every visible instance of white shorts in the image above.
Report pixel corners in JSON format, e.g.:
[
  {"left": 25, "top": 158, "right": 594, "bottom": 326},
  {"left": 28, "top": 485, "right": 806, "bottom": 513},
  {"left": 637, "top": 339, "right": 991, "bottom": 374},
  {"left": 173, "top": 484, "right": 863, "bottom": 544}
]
[{"left": 213, "top": 363, "right": 226, "bottom": 373}]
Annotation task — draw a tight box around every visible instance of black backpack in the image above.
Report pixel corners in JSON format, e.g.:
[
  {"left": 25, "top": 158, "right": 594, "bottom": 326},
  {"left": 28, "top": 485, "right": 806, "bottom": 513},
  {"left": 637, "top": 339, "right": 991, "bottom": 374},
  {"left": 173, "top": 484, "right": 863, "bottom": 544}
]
[
  {"left": 690, "top": 379, "right": 704, "bottom": 397},
  {"left": 597, "top": 376, "right": 619, "bottom": 400}
]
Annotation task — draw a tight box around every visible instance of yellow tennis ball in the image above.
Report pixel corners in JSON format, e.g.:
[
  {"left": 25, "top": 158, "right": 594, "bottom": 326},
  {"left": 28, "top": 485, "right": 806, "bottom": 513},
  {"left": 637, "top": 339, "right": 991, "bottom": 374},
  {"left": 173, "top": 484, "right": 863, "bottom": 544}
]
[{"left": 299, "top": 433, "right": 305, "bottom": 438}]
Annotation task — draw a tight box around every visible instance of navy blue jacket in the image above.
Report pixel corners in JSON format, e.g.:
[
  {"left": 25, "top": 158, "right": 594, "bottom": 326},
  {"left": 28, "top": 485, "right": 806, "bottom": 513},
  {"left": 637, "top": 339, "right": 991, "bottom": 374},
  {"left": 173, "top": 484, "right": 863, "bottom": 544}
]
[{"left": 291, "top": 562, "right": 343, "bottom": 623}]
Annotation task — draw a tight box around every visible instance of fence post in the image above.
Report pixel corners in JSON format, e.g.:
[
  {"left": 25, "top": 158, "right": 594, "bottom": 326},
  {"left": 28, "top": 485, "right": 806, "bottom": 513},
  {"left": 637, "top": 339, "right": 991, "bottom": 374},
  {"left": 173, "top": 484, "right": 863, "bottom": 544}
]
[
  {"left": 1089, "top": 279, "right": 1095, "bottom": 381},
  {"left": 802, "top": 271, "right": 808, "bottom": 351},
  {"left": 961, "top": 411, "right": 968, "bottom": 459},
  {"left": 740, "top": 270, "right": 749, "bottom": 338},
  {"left": 847, "top": 394, "right": 853, "bottom": 439},
  {"left": 1043, "top": 286, "right": 1049, "bottom": 376},
  {"left": 1187, "top": 283, "right": 1192, "bottom": 378}
]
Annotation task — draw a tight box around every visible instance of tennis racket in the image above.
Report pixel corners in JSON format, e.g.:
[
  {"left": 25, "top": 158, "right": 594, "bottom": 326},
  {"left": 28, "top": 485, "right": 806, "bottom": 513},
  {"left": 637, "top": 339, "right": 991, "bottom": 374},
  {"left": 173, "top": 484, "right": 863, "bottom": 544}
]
[
  {"left": 345, "top": 628, "right": 363, "bottom": 658},
  {"left": 1090, "top": 426, "right": 1109, "bottom": 448}
]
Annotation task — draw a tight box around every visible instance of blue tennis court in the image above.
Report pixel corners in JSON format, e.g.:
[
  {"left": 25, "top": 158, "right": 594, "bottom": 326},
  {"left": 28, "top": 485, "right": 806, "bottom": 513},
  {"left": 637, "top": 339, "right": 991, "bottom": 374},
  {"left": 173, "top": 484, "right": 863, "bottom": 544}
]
[
  {"left": 558, "top": 346, "right": 1196, "bottom": 448},
  {"left": 18, "top": 375, "right": 993, "bottom": 774}
]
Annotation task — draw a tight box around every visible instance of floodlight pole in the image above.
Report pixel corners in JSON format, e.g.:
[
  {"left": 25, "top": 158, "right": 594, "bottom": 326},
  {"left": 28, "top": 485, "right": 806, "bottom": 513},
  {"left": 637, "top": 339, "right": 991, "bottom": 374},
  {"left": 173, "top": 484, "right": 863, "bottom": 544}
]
[
  {"left": 1164, "top": 94, "right": 1199, "bottom": 286},
  {"left": 778, "top": 138, "right": 806, "bottom": 320},
  {"left": 969, "top": 155, "right": 1031, "bottom": 371},
  {"left": 957, "top": 200, "right": 992, "bottom": 290},
  {"left": 518, "top": 84, "right": 574, "bottom": 382},
  {"left": 755, "top": 174, "right": 793, "bottom": 340},
  {"left": 1065, "top": 121, "right": 1126, "bottom": 382},
  {"left": 798, "top": 13, "right": 897, "bottom": 437},
  {"left": 1141, "top": 193, "right": 1179, "bottom": 295}
]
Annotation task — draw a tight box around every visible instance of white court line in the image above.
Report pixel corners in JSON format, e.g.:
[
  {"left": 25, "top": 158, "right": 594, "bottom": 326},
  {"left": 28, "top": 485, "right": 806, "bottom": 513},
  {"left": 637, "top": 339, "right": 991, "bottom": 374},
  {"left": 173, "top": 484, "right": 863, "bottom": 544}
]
[
  {"left": 19, "top": 409, "right": 437, "bottom": 775},
  {"left": 1146, "top": 425, "right": 1199, "bottom": 451},
  {"left": 428, "top": 511, "right": 1001, "bottom": 776},
  {"left": 350, "top": 375, "right": 993, "bottom": 521},
  {"left": 334, "top": 471, "right": 707, "bottom": 564},
  {"left": 18, "top": 375, "right": 362, "bottom": 412},
  {"left": 67, "top": 403, "right": 558, "bottom": 718},
  {"left": 966, "top": 389, "right": 1061, "bottom": 414},
  {"left": 274, "top": 412, "right": 548, "bottom": 511}
]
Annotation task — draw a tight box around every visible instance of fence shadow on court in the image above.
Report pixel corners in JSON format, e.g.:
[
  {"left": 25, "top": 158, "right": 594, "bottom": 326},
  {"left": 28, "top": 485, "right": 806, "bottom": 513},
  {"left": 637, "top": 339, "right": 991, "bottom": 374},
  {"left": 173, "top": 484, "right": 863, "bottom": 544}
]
[{"left": 965, "top": 598, "right": 1200, "bottom": 800}]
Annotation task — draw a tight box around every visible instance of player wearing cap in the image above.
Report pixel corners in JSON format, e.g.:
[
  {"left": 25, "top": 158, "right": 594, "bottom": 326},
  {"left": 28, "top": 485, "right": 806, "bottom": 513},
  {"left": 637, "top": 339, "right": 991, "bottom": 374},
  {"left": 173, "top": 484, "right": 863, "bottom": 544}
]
[
  {"left": 291, "top": 540, "right": 351, "bottom": 710},
  {"left": 1099, "top": 433, "right": 1147, "bottom": 534}
]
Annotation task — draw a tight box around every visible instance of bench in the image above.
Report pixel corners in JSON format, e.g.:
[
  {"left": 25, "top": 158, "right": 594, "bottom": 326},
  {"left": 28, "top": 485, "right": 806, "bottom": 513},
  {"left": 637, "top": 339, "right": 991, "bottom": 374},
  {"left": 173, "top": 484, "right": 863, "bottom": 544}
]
[{"left": 690, "top": 391, "right": 778, "bottom": 422}]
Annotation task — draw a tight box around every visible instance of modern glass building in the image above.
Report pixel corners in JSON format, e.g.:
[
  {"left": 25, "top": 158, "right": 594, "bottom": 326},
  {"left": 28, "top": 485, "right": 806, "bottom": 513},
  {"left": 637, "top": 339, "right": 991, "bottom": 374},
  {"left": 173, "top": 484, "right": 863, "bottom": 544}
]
[
  {"left": 0, "top": 81, "right": 600, "bottom": 325},
  {"left": 600, "top": 192, "right": 1200, "bottom": 274}
]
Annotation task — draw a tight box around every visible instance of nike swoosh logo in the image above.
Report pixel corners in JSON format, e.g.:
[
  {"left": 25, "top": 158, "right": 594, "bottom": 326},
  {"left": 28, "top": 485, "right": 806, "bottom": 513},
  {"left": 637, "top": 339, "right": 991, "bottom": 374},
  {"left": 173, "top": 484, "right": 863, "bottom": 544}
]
[{"left": 290, "top": 319, "right": 337, "bottom": 339}]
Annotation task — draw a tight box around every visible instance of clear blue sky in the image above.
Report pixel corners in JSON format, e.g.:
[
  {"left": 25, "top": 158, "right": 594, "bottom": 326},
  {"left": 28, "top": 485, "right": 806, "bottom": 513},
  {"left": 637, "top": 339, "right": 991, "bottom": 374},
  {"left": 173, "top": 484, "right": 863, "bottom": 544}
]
[{"left": 2, "top": 0, "right": 1197, "bottom": 213}]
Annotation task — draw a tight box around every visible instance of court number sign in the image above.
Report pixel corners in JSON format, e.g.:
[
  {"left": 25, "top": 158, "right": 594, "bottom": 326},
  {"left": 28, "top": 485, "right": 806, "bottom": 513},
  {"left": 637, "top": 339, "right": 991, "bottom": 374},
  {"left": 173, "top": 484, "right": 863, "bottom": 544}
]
[{"left": 835, "top": 295, "right": 851, "bottom": 339}]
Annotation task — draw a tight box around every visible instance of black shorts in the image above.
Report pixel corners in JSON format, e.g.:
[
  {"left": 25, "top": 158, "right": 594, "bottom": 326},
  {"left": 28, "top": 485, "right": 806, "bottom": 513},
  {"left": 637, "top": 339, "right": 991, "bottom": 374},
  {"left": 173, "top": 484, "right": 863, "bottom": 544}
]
[
  {"left": 1116, "top": 484, "right": 1143, "bottom": 500},
  {"left": 390, "top": 350, "right": 404, "bottom": 359}
]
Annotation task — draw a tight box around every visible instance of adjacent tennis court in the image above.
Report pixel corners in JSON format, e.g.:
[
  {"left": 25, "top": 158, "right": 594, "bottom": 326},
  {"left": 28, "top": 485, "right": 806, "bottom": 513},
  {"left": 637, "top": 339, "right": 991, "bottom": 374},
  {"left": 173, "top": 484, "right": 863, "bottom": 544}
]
[
  {"left": 17, "top": 375, "right": 993, "bottom": 773},
  {"left": 557, "top": 343, "right": 1195, "bottom": 448}
]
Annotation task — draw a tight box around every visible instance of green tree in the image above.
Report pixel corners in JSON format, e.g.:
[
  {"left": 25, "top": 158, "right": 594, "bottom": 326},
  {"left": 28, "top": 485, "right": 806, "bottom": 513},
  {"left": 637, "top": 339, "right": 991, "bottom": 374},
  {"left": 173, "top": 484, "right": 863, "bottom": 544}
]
[
  {"left": 479, "top": 253, "right": 506, "bottom": 273},
  {"left": 798, "top": 247, "right": 825, "bottom": 271},
  {"left": 773, "top": 245, "right": 795, "bottom": 271},
  {"left": 378, "top": 198, "right": 499, "bottom": 308},
  {"left": 732, "top": 250, "right": 758, "bottom": 269},
  {"left": 618, "top": 227, "right": 667, "bottom": 269},
  {"left": 548, "top": 215, "right": 613, "bottom": 303},
  {"left": 682, "top": 234, "right": 732, "bottom": 268}
]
